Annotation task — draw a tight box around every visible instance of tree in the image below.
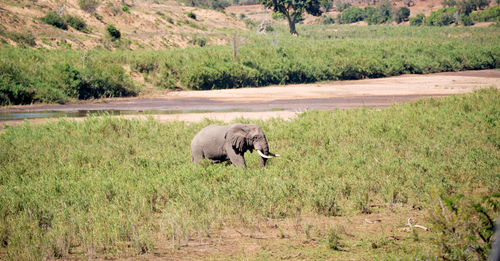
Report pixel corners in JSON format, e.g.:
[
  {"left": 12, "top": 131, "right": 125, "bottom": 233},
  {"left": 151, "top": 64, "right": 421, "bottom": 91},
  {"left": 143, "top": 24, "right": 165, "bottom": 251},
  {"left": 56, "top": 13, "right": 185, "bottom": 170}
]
[
  {"left": 260, "top": 0, "right": 322, "bottom": 35},
  {"left": 394, "top": 6, "right": 410, "bottom": 23}
]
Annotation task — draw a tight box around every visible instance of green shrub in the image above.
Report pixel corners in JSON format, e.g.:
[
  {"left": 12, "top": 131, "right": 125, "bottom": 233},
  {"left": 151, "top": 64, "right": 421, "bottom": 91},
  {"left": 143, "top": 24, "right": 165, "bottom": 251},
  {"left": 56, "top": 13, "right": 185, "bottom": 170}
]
[
  {"left": 63, "top": 14, "right": 87, "bottom": 32},
  {"left": 363, "top": 6, "right": 377, "bottom": 24},
  {"left": 3, "top": 31, "right": 36, "bottom": 47},
  {"left": 189, "top": 36, "right": 207, "bottom": 47},
  {"left": 431, "top": 193, "right": 499, "bottom": 260},
  {"left": 469, "top": 6, "right": 500, "bottom": 22},
  {"left": 340, "top": 6, "right": 364, "bottom": 23},
  {"left": 93, "top": 12, "right": 103, "bottom": 21},
  {"left": 322, "top": 16, "right": 335, "bottom": 24},
  {"left": 410, "top": 13, "right": 426, "bottom": 26},
  {"left": 187, "top": 11, "right": 196, "bottom": 20},
  {"left": 41, "top": 11, "right": 68, "bottom": 30},
  {"left": 63, "top": 63, "right": 137, "bottom": 99},
  {"left": 425, "top": 7, "right": 458, "bottom": 26},
  {"left": 122, "top": 5, "right": 130, "bottom": 13},
  {"left": 320, "top": 0, "right": 333, "bottom": 11},
  {"left": 394, "top": 7, "right": 410, "bottom": 23},
  {"left": 106, "top": 24, "right": 121, "bottom": 41},
  {"left": 375, "top": 0, "right": 393, "bottom": 24},
  {"left": 78, "top": 0, "right": 100, "bottom": 13},
  {"left": 459, "top": 14, "right": 474, "bottom": 25}
]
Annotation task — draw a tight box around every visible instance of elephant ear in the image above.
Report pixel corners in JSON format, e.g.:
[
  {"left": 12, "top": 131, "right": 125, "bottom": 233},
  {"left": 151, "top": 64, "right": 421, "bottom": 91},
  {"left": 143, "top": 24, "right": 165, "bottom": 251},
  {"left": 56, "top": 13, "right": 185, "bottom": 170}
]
[{"left": 226, "top": 125, "right": 247, "bottom": 153}]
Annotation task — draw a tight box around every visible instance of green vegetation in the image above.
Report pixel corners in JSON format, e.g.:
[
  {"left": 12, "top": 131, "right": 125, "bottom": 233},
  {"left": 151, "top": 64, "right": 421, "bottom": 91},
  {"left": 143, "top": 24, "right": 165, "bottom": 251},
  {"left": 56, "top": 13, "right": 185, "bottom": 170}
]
[
  {"left": 63, "top": 14, "right": 88, "bottom": 32},
  {"left": 187, "top": 11, "right": 197, "bottom": 20},
  {"left": 260, "top": 0, "right": 323, "bottom": 34},
  {"left": 431, "top": 193, "right": 499, "bottom": 260},
  {"left": 470, "top": 6, "right": 500, "bottom": 22},
  {"left": 0, "top": 28, "right": 36, "bottom": 47},
  {"left": 410, "top": 5, "right": 500, "bottom": 27},
  {"left": 106, "top": 24, "right": 121, "bottom": 41},
  {"left": 394, "top": 7, "right": 410, "bottom": 23},
  {"left": 41, "top": 11, "right": 68, "bottom": 30},
  {"left": 1, "top": 89, "right": 499, "bottom": 259},
  {"left": 122, "top": 5, "right": 130, "bottom": 13},
  {"left": 410, "top": 13, "right": 426, "bottom": 26},
  {"left": 0, "top": 47, "right": 138, "bottom": 105},
  {"left": 426, "top": 7, "right": 458, "bottom": 26},
  {"left": 339, "top": 1, "right": 395, "bottom": 24},
  {"left": 1, "top": 26, "right": 499, "bottom": 104},
  {"left": 40, "top": 12, "right": 88, "bottom": 32},
  {"left": 340, "top": 6, "right": 364, "bottom": 23},
  {"left": 78, "top": 0, "right": 100, "bottom": 13}
]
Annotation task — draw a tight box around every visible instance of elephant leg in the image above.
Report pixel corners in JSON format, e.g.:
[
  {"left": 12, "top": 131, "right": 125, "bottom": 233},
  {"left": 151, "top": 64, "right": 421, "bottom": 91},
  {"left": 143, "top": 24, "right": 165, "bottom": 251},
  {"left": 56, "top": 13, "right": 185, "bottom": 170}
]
[
  {"left": 226, "top": 148, "right": 246, "bottom": 167},
  {"left": 191, "top": 148, "right": 203, "bottom": 165}
]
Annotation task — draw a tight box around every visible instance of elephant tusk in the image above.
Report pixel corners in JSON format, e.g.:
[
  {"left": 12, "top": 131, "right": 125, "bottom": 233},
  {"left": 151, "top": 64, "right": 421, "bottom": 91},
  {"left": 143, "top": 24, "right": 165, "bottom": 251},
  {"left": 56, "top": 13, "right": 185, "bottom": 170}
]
[{"left": 257, "top": 150, "right": 273, "bottom": 159}]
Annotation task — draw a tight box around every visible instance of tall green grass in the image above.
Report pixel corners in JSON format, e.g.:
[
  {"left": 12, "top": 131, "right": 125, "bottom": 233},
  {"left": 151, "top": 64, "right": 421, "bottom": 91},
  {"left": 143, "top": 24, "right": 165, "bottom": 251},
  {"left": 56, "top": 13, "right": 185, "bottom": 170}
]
[
  {"left": 1, "top": 25, "right": 499, "bottom": 104},
  {"left": 1, "top": 89, "right": 499, "bottom": 259}
]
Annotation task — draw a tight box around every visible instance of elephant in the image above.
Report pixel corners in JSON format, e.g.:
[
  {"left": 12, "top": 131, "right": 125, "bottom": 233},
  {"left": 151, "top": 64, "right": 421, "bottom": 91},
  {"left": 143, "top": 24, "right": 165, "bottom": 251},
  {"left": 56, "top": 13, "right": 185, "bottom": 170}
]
[{"left": 191, "top": 123, "right": 279, "bottom": 168}]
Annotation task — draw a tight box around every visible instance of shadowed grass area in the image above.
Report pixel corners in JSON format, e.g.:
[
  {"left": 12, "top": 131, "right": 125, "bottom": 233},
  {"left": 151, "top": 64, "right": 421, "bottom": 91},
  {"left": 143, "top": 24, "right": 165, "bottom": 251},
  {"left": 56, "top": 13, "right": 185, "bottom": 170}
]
[{"left": 0, "top": 89, "right": 499, "bottom": 259}]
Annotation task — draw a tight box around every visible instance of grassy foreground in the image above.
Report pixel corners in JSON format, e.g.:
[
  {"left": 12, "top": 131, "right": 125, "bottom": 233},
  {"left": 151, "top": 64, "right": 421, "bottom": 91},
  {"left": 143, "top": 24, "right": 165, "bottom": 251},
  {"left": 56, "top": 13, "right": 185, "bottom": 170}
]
[
  {"left": 1, "top": 25, "right": 499, "bottom": 105},
  {"left": 0, "top": 89, "right": 499, "bottom": 259}
]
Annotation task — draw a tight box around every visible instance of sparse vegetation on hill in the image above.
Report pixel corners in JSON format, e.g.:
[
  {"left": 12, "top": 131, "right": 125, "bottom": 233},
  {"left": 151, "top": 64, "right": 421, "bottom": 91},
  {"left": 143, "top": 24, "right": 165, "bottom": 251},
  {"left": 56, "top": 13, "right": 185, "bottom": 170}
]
[{"left": 0, "top": 89, "right": 498, "bottom": 259}]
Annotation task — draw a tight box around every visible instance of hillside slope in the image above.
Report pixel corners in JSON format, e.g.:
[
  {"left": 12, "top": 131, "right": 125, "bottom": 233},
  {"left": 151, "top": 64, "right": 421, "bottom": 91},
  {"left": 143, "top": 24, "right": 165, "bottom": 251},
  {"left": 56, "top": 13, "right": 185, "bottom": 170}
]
[{"left": 0, "top": 0, "right": 245, "bottom": 49}]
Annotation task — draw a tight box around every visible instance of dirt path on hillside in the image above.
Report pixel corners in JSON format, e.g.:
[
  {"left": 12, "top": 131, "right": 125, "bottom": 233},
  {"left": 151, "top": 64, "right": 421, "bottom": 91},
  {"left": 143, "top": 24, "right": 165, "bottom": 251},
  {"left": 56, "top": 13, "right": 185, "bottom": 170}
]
[{"left": 1, "top": 70, "right": 499, "bottom": 127}]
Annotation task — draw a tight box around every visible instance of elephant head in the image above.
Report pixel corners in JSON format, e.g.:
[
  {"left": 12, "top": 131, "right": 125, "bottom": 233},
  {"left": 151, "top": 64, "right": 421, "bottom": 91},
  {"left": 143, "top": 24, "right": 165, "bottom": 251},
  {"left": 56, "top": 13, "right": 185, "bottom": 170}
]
[{"left": 225, "top": 124, "right": 279, "bottom": 167}]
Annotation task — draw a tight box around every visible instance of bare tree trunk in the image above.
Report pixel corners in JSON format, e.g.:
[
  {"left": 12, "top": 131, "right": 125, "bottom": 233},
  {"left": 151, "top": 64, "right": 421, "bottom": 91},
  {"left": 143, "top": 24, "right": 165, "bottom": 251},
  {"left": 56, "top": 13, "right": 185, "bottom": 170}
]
[{"left": 285, "top": 14, "right": 298, "bottom": 35}]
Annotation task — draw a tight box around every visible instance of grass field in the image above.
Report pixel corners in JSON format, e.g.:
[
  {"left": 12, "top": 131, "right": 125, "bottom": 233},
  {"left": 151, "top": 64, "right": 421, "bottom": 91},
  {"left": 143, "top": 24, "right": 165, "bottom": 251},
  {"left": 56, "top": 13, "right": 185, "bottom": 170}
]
[
  {"left": 1, "top": 25, "right": 499, "bottom": 105},
  {"left": 1, "top": 88, "right": 499, "bottom": 259}
]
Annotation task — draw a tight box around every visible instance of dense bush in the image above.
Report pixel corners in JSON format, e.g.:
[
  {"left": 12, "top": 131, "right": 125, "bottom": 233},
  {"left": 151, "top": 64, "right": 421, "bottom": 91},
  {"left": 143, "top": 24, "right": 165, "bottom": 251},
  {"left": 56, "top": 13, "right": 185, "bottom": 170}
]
[
  {"left": 410, "top": 13, "right": 426, "bottom": 26},
  {"left": 443, "top": 0, "right": 490, "bottom": 14},
  {"left": 431, "top": 193, "right": 499, "bottom": 259},
  {"left": 187, "top": 11, "right": 197, "bottom": 20},
  {"left": 63, "top": 15, "right": 88, "bottom": 32},
  {"left": 122, "top": 5, "right": 130, "bottom": 13},
  {"left": 425, "top": 7, "right": 458, "bottom": 26},
  {"left": 469, "top": 6, "right": 500, "bottom": 22},
  {"left": 320, "top": 0, "right": 333, "bottom": 11},
  {"left": 106, "top": 24, "right": 121, "bottom": 41},
  {"left": 459, "top": 14, "right": 474, "bottom": 25},
  {"left": 375, "top": 0, "right": 393, "bottom": 23},
  {"left": 78, "top": 0, "right": 100, "bottom": 13},
  {"left": 322, "top": 16, "right": 335, "bottom": 24},
  {"left": 41, "top": 11, "right": 68, "bottom": 30},
  {"left": 0, "top": 47, "right": 139, "bottom": 105},
  {"left": 394, "top": 7, "right": 410, "bottom": 23},
  {"left": 339, "top": 2, "right": 394, "bottom": 24},
  {"left": 363, "top": 6, "right": 378, "bottom": 24},
  {"left": 340, "top": 7, "right": 364, "bottom": 23}
]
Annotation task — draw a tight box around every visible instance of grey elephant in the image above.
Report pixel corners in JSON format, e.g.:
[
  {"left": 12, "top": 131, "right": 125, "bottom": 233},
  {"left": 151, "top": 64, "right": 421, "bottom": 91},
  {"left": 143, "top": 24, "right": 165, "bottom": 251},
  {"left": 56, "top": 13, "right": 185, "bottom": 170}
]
[{"left": 191, "top": 124, "right": 279, "bottom": 168}]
